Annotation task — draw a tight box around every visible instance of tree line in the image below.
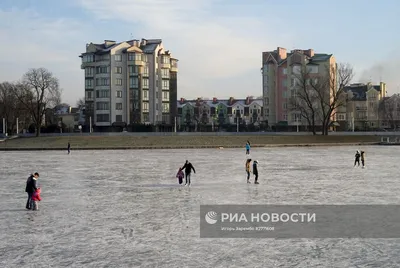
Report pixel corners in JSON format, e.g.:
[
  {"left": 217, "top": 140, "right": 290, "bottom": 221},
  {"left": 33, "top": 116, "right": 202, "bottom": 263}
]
[{"left": 0, "top": 68, "right": 61, "bottom": 137}]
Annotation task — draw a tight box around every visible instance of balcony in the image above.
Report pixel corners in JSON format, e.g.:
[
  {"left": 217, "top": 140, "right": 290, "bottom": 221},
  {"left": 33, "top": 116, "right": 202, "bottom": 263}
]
[
  {"left": 171, "top": 61, "right": 178, "bottom": 72},
  {"left": 128, "top": 58, "right": 144, "bottom": 66},
  {"left": 160, "top": 62, "right": 170, "bottom": 69},
  {"left": 355, "top": 107, "right": 367, "bottom": 111},
  {"left": 81, "top": 62, "right": 94, "bottom": 69}
]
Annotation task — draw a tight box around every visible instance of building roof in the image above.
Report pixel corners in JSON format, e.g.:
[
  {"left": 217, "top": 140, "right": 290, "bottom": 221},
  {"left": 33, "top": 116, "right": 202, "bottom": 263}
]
[
  {"left": 177, "top": 98, "right": 263, "bottom": 108},
  {"left": 344, "top": 83, "right": 381, "bottom": 101}
]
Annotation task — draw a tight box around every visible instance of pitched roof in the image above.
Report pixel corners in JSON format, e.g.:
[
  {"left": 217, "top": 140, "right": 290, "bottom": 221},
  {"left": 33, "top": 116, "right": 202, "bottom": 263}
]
[{"left": 344, "top": 83, "right": 381, "bottom": 101}]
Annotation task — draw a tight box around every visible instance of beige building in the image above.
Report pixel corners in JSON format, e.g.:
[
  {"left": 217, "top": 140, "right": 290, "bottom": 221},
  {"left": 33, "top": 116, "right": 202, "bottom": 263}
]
[
  {"left": 80, "top": 39, "right": 178, "bottom": 129},
  {"left": 261, "top": 47, "right": 335, "bottom": 129},
  {"left": 336, "top": 82, "right": 387, "bottom": 130}
]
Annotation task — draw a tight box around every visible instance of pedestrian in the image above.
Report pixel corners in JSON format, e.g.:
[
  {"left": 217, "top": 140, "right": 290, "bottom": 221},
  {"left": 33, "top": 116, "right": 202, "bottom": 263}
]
[
  {"left": 246, "top": 158, "right": 251, "bottom": 183},
  {"left": 176, "top": 167, "right": 184, "bottom": 185},
  {"left": 245, "top": 141, "right": 251, "bottom": 155},
  {"left": 360, "top": 151, "right": 365, "bottom": 168},
  {"left": 67, "top": 142, "right": 71, "bottom": 154},
  {"left": 182, "top": 160, "right": 196, "bottom": 186},
  {"left": 354, "top": 150, "right": 361, "bottom": 167},
  {"left": 25, "top": 172, "right": 39, "bottom": 210},
  {"left": 253, "top": 160, "right": 259, "bottom": 184},
  {"left": 32, "top": 188, "right": 42, "bottom": 211}
]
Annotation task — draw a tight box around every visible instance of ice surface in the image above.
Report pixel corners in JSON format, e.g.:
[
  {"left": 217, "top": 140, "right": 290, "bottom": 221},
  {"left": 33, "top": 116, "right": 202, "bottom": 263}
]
[{"left": 1, "top": 146, "right": 400, "bottom": 267}]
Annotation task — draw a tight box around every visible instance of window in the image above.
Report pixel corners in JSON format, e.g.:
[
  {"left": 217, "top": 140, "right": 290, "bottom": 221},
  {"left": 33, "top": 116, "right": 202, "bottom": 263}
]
[
  {"left": 115, "top": 67, "right": 122, "bottom": 74},
  {"left": 95, "top": 78, "right": 110, "bottom": 86},
  {"left": 162, "top": 91, "right": 169, "bottom": 101},
  {"left": 155, "top": 91, "right": 158, "bottom": 98},
  {"left": 337, "top": 113, "right": 346, "bottom": 121},
  {"left": 369, "top": 102, "right": 375, "bottom": 108},
  {"left": 96, "top": 102, "right": 109, "bottom": 110},
  {"left": 116, "top": 91, "right": 122, "bottom": 98},
  {"left": 132, "top": 89, "right": 139, "bottom": 99},
  {"left": 283, "top": 114, "right": 288, "bottom": 121},
  {"left": 85, "top": 67, "right": 94, "bottom": 76},
  {"left": 178, "top": 108, "right": 182, "bottom": 115},
  {"left": 283, "top": 79, "right": 287, "bottom": 87},
  {"left": 129, "top": 77, "right": 138, "bottom": 88},
  {"left": 143, "top": 113, "right": 149, "bottom": 122},
  {"left": 96, "top": 114, "right": 109, "bottom": 122},
  {"left": 96, "top": 90, "right": 110, "bottom": 98},
  {"left": 116, "top": 115, "right": 122, "bottom": 122},
  {"left": 142, "top": 54, "right": 148, "bottom": 62},
  {"left": 171, "top": 59, "right": 178, "bottom": 68},
  {"left": 292, "top": 65, "right": 301, "bottom": 74},
  {"left": 162, "top": 56, "right": 170, "bottom": 64},
  {"left": 142, "top": 102, "right": 149, "bottom": 112},
  {"left": 143, "top": 90, "right": 149, "bottom": 100},
  {"left": 156, "top": 103, "right": 158, "bottom": 110},
  {"left": 85, "top": 79, "right": 93, "bottom": 88},
  {"left": 283, "top": 91, "right": 287, "bottom": 98},
  {"left": 244, "top": 107, "right": 250, "bottom": 116},
  {"left": 96, "top": 66, "right": 108, "bottom": 74},
  {"left": 115, "top": 54, "right": 122, "bottom": 61},
  {"left": 85, "top": 91, "right": 93, "bottom": 100},
  {"left": 162, "top": 80, "right": 169, "bottom": 90},
  {"left": 291, "top": 78, "right": 296, "bottom": 87},
  {"left": 129, "top": 65, "right": 139, "bottom": 74},
  {"left": 116, "top": 103, "right": 122, "bottom": 110},
  {"left": 115, "top": 79, "right": 123, "bottom": 86},
  {"left": 283, "top": 68, "right": 287, "bottom": 75},
  {"left": 128, "top": 53, "right": 134, "bottom": 61},
  {"left": 283, "top": 103, "right": 287, "bottom": 109},
  {"left": 143, "top": 78, "right": 149, "bottom": 89},
  {"left": 135, "top": 53, "right": 142, "bottom": 61},
  {"left": 144, "top": 66, "right": 149, "bottom": 76},
  {"left": 307, "top": 65, "right": 319, "bottom": 73},
  {"left": 161, "top": 68, "right": 169, "bottom": 78},
  {"left": 162, "top": 103, "right": 169, "bottom": 113},
  {"left": 82, "top": 54, "right": 94, "bottom": 63}
]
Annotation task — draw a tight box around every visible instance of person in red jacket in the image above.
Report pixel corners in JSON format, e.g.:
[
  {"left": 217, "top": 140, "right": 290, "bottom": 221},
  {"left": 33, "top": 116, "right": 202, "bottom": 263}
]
[{"left": 32, "top": 188, "right": 42, "bottom": 211}]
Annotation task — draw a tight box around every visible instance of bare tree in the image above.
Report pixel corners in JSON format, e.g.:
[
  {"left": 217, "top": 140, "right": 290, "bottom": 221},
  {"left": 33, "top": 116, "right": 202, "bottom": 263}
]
[
  {"left": 289, "top": 66, "right": 319, "bottom": 135},
  {"left": 76, "top": 97, "right": 85, "bottom": 108},
  {"left": 0, "top": 82, "right": 33, "bottom": 134},
  {"left": 379, "top": 94, "right": 400, "bottom": 129},
  {"left": 311, "top": 63, "right": 354, "bottom": 135},
  {"left": 14, "top": 68, "right": 61, "bottom": 137}
]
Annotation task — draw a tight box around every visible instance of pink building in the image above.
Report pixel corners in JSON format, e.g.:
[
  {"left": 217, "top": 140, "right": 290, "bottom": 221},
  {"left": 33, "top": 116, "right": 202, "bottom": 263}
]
[{"left": 261, "top": 47, "right": 335, "bottom": 130}]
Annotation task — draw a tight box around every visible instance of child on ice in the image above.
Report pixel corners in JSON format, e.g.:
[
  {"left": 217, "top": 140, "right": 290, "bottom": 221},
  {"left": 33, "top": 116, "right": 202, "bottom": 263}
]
[
  {"left": 176, "top": 168, "right": 184, "bottom": 185},
  {"left": 32, "top": 188, "right": 42, "bottom": 211}
]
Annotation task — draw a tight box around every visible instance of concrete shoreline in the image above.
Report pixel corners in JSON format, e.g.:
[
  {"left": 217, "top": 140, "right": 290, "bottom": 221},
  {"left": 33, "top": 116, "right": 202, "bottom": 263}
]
[{"left": 0, "top": 142, "right": 381, "bottom": 151}]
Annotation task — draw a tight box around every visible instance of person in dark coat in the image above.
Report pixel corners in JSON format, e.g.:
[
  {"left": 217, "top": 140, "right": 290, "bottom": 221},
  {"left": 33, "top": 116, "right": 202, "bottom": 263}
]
[
  {"left": 354, "top": 150, "right": 361, "bottom": 167},
  {"left": 25, "top": 172, "right": 39, "bottom": 210},
  {"left": 253, "top": 160, "right": 259, "bottom": 184},
  {"left": 182, "top": 160, "right": 196, "bottom": 186},
  {"left": 67, "top": 142, "right": 71, "bottom": 154}
]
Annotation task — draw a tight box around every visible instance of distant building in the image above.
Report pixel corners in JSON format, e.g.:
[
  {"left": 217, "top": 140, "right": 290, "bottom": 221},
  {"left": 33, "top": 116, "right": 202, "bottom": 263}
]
[
  {"left": 336, "top": 82, "right": 387, "bottom": 130},
  {"left": 261, "top": 47, "right": 335, "bottom": 130},
  {"left": 80, "top": 39, "right": 178, "bottom": 130},
  {"left": 176, "top": 97, "right": 264, "bottom": 131}
]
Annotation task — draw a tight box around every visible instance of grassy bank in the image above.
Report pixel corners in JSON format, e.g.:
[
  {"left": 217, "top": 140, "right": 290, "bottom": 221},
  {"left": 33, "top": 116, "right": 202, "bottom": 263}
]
[{"left": 0, "top": 135, "right": 381, "bottom": 150}]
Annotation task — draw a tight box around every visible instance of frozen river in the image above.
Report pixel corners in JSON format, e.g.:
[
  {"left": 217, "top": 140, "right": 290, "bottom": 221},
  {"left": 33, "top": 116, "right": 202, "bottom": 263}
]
[{"left": 1, "top": 146, "right": 400, "bottom": 267}]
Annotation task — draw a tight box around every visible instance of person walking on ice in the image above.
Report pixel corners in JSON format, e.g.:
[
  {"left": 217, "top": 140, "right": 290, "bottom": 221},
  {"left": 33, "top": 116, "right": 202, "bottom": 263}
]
[
  {"left": 182, "top": 160, "right": 196, "bottom": 186},
  {"left": 246, "top": 158, "right": 251, "bottom": 183},
  {"left": 354, "top": 150, "right": 361, "bottom": 167},
  {"left": 245, "top": 141, "right": 251, "bottom": 155},
  {"left": 253, "top": 160, "right": 259, "bottom": 184},
  {"left": 360, "top": 150, "right": 365, "bottom": 168}
]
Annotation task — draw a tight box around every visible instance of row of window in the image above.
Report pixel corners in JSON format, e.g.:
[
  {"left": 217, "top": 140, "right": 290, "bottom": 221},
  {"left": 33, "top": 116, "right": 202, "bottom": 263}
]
[
  {"left": 94, "top": 101, "right": 170, "bottom": 113},
  {"left": 86, "top": 90, "right": 123, "bottom": 99}
]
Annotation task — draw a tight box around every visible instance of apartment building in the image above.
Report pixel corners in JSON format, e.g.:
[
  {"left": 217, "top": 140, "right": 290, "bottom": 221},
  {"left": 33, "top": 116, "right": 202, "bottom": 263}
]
[
  {"left": 336, "top": 82, "right": 387, "bottom": 130},
  {"left": 176, "top": 97, "right": 264, "bottom": 130},
  {"left": 80, "top": 39, "right": 178, "bottom": 129},
  {"left": 261, "top": 47, "right": 335, "bottom": 129}
]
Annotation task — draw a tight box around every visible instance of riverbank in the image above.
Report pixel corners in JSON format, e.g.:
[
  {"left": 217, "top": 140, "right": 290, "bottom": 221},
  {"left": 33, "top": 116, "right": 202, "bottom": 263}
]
[{"left": 0, "top": 134, "right": 381, "bottom": 150}]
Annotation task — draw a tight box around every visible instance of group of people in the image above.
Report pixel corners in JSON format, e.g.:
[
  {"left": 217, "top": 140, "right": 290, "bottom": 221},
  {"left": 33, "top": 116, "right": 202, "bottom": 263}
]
[
  {"left": 354, "top": 150, "right": 366, "bottom": 168},
  {"left": 246, "top": 158, "right": 259, "bottom": 184},
  {"left": 25, "top": 173, "right": 42, "bottom": 210},
  {"left": 176, "top": 160, "right": 196, "bottom": 186}
]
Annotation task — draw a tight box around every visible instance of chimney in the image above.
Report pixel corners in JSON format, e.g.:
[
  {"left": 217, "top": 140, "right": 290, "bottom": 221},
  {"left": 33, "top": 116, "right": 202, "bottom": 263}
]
[
  {"left": 245, "top": 97, "right": 250, "bottom": 105},
  {"left": 213, "top": 97, "right": 217, "bottom": 103},
  {"left": 180, "top": 98, "right": 185, "bottom": 104},
  {"left": 277, "top": 47, "right": 287, "bottom": 61},
  {"left": 140, "top": 38, "right": 147, "bottom": 46},
  {"left": 305, "top": 49, "right": 314, "bottom": 57}
]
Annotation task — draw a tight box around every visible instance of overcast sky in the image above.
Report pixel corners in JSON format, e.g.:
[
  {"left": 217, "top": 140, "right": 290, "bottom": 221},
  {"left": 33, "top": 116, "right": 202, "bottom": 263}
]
[{"left": 0, "top": 0, "right": 399, "bottom": 106}]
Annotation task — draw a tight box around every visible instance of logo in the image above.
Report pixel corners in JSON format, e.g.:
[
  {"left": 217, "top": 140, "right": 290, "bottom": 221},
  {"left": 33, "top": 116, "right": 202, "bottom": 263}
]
[{"left": 205, "top": 211, "right": 218, "bottom": 224}]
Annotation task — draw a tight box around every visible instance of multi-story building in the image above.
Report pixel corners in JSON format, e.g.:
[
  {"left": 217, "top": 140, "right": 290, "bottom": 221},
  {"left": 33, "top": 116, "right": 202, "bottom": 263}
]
[
  {"left": 261, "top": 47, "right": 335, "bottom": 130},
  {"left": 176, "top": 97, "right": 264, "bottom": 131},
  {"left": 336, "top": 82, "right": 387, "bottom": 130},
  {"left": 80, "top": 39, "right": 178, "bottom": 129}
]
